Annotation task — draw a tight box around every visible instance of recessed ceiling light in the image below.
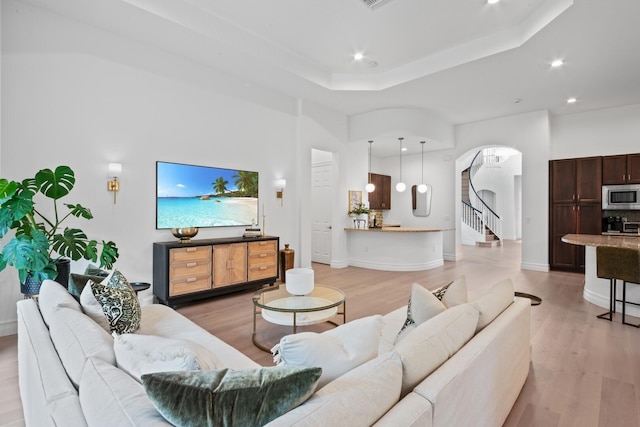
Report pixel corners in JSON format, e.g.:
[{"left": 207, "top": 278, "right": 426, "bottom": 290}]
[
  {"left": 567, "top": 97, "right": 577, "bottom": 104},
  {"left": 354, "top": 52, "right": 364, "bottom": 61},
  {"left": 401, "top": 147, "right": 407, "bottom": 152},
  {"left": 487, "top": 0, "right": 500, "bottom": 4},
  {"left": 551, "top": 59, "right": 564, "bottom": 67}
]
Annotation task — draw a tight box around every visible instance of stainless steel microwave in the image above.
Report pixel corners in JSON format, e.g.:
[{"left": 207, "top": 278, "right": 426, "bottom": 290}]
[{"left": 602, "top": 184, "right": 640, "bottom": 210}]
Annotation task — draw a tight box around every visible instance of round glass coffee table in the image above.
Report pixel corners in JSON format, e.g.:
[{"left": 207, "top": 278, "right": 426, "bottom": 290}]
[{"left": 252, "top": 285, "right": 346, "bottom": 351}]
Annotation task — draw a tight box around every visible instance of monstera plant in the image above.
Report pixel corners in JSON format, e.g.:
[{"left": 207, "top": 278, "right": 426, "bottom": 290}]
[{"left": 0, "top": 166, "right": 119, "bottom": 293}]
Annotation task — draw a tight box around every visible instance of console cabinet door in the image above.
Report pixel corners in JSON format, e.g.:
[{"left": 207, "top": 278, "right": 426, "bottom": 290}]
[{"left": 213, "top": 243, "right": 248, "bottom": 287}]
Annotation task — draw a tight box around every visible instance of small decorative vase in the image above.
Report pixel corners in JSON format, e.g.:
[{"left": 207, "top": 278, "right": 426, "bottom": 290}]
[
  {"left": 171, "top": 227, "right": 199, "bottom": 243},
  {"left": 285, "top": 268, "right": 314, "bottom": 295}
]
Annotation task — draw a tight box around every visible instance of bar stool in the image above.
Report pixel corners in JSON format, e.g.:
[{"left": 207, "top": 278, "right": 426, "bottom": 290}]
[{"left": 596, "top": 246, "right": 640, "bottom": 327}]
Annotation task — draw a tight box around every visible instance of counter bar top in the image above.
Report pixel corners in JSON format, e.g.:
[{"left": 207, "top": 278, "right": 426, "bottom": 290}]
[
  {"left": 344, "top": 227, "right": 445, "bottom": 233},
  {"left": 561, "top": 233, "right": 640, "bottom": 249}
]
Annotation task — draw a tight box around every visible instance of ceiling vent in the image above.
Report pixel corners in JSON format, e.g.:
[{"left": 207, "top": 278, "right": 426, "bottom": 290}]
[{"left": 361, "top": 0, "right": 394, "bottom": 10}]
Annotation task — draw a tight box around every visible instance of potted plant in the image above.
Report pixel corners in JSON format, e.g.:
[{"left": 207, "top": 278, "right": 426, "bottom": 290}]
[
  {"left": 0, "top": 165, "right": 119, "bottom": 294},
  {"left": 349, "top": 203, "right": 371, "bottom": 220}
]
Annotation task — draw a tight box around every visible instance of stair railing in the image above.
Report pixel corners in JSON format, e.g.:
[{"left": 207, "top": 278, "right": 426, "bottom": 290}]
[{"left": 466, "top": 150, "right": 502, "bottom": 241}]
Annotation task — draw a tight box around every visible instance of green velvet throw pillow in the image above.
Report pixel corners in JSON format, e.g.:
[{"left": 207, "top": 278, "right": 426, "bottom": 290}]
[
  {"left": 68, "top": 273, "right": 105, "bottom": 301},
  {"left": 142, "top": 366, "right": 322, "bottom": 427}
]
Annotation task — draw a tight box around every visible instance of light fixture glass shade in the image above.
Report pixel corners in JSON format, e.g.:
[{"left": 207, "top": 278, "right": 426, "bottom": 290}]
[
  {"left": 396, "top": 182, "right": 406, "bottom": 192},
  {"left": 366, "top": 182, "right": 375, "bottom": 193},
  {"left": 417, "top": 183, "right": 428, "bottom": 193},
  {"left": 108, "top": 163, "right": 122, "bottom": 176}
]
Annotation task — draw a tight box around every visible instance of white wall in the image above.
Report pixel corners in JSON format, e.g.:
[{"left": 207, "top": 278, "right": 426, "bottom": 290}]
[
  {"left": 551, "top": 103, "right": 640, "bottom": 159},
  {"left": 0, "top": 1, "right": 345, "bottom": 334}
]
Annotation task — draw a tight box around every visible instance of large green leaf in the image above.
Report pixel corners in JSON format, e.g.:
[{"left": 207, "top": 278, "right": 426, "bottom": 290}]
[
  {"left": 2, "top": 231, "right": 50, "bottom": 279},
  {"left": 99, "top": 240, "right": 119, "bottom": 269},
  {"left": 35, "top": 166, "right": 75, "bottom": 200},
  {"left": 0, "top": 179, "right": 19, "bottom": 205},
  {"left": 0, "top": 252, "right": 7, "bottom": 272},
  {"left": 51, "top": 227, "right": 87, "bottom": 261},
  {"left": 28, "top": 262, "right": 58, "bottom": 283},
  {"left": 65, "top": 203, "right": 93, "bottom": 220}
]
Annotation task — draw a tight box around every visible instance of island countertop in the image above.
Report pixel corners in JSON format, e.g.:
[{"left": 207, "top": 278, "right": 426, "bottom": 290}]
[
  {"left": 344, "top": 227, "right": 446, "bottom": 233},
  {"left": 561, "top": 233, "right": 640, "bottom": 249}
]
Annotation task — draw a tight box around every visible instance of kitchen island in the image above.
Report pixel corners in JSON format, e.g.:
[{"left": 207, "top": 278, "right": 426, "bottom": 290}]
[
  {"left": 562, "top": 233, "right": 640, "bottom": 317},
  {"left": 344, "top": 227, "right": 446, "bottom": 271}
]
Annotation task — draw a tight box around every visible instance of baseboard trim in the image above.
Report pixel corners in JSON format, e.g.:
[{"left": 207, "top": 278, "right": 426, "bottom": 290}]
[
  {"left": 0, "top": 320, "right": 17, "bottom": 337},
  {"left": 520, "top": 262, "right": 549, "bottom": 272},
  {"left": 347, "top": 258, "right": 444, "bottom": 272}
]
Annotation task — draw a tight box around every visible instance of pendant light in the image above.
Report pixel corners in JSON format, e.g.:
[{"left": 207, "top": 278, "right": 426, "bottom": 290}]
[
  {"left": 366, "top": 140, "right": 375, "bottom": 193},
  {"left": 395, "top": 137, "right": 406, "bottom": 192},
  {"left": 417, "top": 141, "right": 428, "bottom": 193}
]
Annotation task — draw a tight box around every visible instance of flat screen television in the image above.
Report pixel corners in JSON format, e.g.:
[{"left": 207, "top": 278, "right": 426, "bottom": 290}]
[{"left": 156, "top": 161, "right": 259, "bottom": 229}]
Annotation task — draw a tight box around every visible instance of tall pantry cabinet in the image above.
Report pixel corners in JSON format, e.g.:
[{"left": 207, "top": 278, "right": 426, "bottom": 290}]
[{"left": 549, "top": 157, "right": 602, "bottom": 272}]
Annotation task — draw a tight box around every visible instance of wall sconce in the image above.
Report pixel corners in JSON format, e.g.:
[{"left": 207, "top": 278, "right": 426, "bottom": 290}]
[
  {"left": 107, "top": 163, "right": 121, "bottom": 204},
  {"left": 274, "top": 179, "right": 286, "bottom": 206}
]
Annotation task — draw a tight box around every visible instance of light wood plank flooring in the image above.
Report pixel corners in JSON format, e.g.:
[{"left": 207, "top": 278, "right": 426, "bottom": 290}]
[{"left": 2, "top": 241, "right": 640, "bottom": 426}]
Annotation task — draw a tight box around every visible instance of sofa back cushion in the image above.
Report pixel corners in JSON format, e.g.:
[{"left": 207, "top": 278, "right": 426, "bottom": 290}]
[
  {"left": 265, "top": 351, "right": 403, "bottom": 427},
  {"left": 471, "top": 278, "right": 514, "bottom": 333},
  {"left": 48, "top": 307, "right": 115, "bottom": 388},
  {"left": 38, "top": 279, "right": 82, "bottom": 327},
  {"left": 393, "top": 303, "right": 479, "bottom": 397},
  {"left": 80, "top": 357, "right": 170, "bottom": 426}
]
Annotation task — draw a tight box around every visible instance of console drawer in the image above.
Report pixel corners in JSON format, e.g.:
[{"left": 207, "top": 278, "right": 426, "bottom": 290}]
[
  {"left": 170, "top": 246, "right": 211, "bottom": 263},
  {"left": 170, "top": 274, "right": 211, "bottom": 296}
]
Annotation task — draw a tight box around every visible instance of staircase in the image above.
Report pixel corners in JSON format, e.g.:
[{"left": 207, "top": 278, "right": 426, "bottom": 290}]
[{"left": 460, "top": 150, "right": 502, "bottom": 247}]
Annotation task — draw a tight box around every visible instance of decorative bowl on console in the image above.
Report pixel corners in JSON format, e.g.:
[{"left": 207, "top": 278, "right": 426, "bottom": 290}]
[{"left": 171, "top": 227, "right": 199, "bottom": 243}]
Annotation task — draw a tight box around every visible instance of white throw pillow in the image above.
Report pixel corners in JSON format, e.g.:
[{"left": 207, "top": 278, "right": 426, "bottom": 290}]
[
  {"left": 265, "top": 352, "right": 402, "bottom": 427},
  {"left": 472, "top": 278, "right": 515, "bottom": 333},
  {"left": 396, "top": 283, "right": 446, "bottom": 343},
  {"left": 437, "top": 275, "right": 468, "bottom": 308},
  {"left": 394, "top": 303, "right": 479, "bottom": 397},
  {"left": 114, "top": 334, "right": 222, "bottom": 382},
  {"left": 271, "top": 315, "right": 384, "bottom": 388},
  {"left": 80, "top": 278, "right": 111, "bottom": 332}
]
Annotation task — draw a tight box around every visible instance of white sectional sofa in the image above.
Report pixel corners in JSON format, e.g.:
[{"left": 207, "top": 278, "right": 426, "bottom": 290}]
[{"left": 17, "top": 278, "right": 530, "bottom": 426}]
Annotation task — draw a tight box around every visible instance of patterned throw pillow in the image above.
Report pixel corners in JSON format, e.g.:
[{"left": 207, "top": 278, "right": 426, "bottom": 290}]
[{"left": 88, "top": 270, "right": 141, "bottom": 334}]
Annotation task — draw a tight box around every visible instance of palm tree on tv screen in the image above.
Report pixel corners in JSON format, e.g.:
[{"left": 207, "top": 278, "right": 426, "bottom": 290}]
[
  {"left": 232, "top": 171, "right": 258, "bottom": 198},
  {"left": 212, "top": 177, "right": 228, "bottom": 196}
]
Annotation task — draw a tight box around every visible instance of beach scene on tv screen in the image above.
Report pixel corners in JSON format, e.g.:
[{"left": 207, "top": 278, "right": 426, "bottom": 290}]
[{"left": 157, "top": 162, "right": 258, "bottom": 228}]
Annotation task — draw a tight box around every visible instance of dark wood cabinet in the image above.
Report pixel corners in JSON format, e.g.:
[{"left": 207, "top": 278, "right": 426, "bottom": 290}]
[
  {"left": 549, "top": 157, "right": 602, "bottom": 272},
  {"left": 153, "top": 236, "right": 279, "bottom": 306},
  {"left": 602, "top": 153, "right": 640, "bottom": 184},
  {"left": 368, "top": 173, "right": 391, "bottom": 210}
]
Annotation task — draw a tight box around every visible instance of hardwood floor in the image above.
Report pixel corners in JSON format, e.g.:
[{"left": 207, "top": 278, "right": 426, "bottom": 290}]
[{"left": 2, "top": 240, "right": 640, "bottom": 426}]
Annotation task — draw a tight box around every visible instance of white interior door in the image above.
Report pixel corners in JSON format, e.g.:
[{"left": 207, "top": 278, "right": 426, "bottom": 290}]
[{"left": 311, "top": 161, "right": 332, "bottom": 264}]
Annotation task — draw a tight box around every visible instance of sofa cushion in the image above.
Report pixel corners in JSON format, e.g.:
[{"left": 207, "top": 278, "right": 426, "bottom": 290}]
[
  {"left": 114, "top": 334, "right": 222, "bottom": 382},
  {"left": 81, "top": 270, "right": 141, "bottom": 334},
  {"left": 393, "top": 303, "right": 479, "bottom": 397},
  {"left": 396, "top": 283, "right": 446, "bottom": 342},
  {"left": 48, "top": 307, "right": 115, "bottom": 388},
  {"left": 142, "top": 366, "right": 322, "bottom": 427},
  {"left": 265, "top": 351, "right": 403, "bottom": 427},
  {"left": 80, "top": 357, "right": 170, "bottom": 426},
  {"left": 38, "top": 279, "right": 82, "bottom": 327},
  {"left": 471, "top": 278, "right": 514, "bottom": 333},
  {"left": 271, "top": 315, "right": 383, "bottom": 388}
]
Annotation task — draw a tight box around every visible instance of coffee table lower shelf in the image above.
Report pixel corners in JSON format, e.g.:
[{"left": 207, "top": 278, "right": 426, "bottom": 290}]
[{"left": 252, "top": 287, "right": 346, "bottom": 352}]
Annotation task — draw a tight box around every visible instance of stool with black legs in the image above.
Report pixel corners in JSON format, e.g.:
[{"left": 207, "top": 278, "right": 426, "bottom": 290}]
[{"left": 596, "top": 246, "right": 640, "bottom": 327}]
